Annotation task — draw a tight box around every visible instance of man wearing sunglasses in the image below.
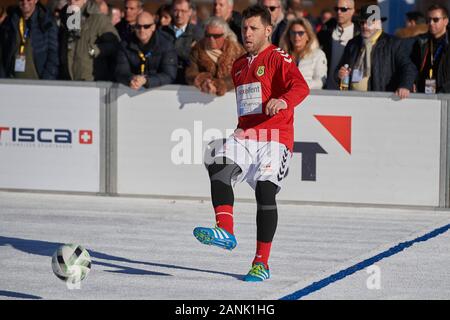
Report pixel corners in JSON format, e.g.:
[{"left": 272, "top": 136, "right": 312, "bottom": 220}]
[
  {"left": 0, "top": 0, "right": 59, "bottom": 80},
  {"left": 317, "top": 0, "right": 360, "bottom": 90},
  {"left": 185, "top": 16, "right": 244, "bottom": 96},
  {"left": 337, "top": 4, "right": 416, "bottom": 99},
  {"left": 259, "top": 0, "right": 287, "bottom": 46},
  {"left": 115, "top": 11, "right": 177, "bottom": 90},
  {"left": 411, "top": 4, "right": 450, "bottom": 93}
]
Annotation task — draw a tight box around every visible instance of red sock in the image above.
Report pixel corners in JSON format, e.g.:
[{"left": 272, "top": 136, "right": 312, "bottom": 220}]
[
  {"left": 252, "top": 241, "right": 272, "bottom": 269},
  {"left": 214, "top": 205, "right": 234, "bottom": 235}
]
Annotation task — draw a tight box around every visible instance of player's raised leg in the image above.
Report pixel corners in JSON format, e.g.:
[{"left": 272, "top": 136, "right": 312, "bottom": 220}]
[{"left": 193, "top": 157, "right": 242, "bottom": 250}]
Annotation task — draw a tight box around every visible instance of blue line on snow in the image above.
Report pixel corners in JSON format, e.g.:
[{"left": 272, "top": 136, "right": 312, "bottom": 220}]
[{"left": 280, "top": 223, "right": 450, "bottom": 300}]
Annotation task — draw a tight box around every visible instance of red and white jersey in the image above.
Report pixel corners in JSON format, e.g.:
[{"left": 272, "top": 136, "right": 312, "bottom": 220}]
[{"left": 231, "top": 44, "right": 310, "bottom": 151}]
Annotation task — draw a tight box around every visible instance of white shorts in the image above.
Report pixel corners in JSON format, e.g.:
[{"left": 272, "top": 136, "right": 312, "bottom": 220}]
[{"left": 205, "top": 136, "right": 292, "bottom": 191}]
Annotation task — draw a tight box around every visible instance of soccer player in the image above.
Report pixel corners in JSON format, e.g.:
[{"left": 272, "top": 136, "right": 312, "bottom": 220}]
[{"left": 193, "top": 4, "right": 310, "bottom": 282}]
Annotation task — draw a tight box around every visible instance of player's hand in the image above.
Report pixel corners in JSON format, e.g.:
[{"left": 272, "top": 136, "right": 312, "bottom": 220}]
[
  {"left": 395, "top": 88, "right": 410, "bottom": 100},
  {"left": 265, "top": 99, "right": 288, "bottom": 116}
]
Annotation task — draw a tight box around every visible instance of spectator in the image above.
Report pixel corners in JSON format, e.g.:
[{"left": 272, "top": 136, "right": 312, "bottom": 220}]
[
  {"left": 396, "top": 11, "right": 428, "bottom": 39},
  {"left": 280, "top": 18, "right": 327, "bottom": 89},
  {"left": 411, "top": 4, "right": 449, "bottom": 94},
  {"left": 196, "top": 3, "right": 211, "bottom": 27},
  {"left": 212, "top": 0, "right": 242, "bottom": 44},
  {"left": 156, "top": 4, "right": 172, "bottom": 29},
  {"left": 59, "top": 0, "right": 120, "bottom": 81},
  {"left": 116, "top": 0, "right": 143, "bottom": 43},
  {"left": 96, "top": 0, "right": 108, "bottom": 16},
  {"left": 185, "top": 16, "right": 244, "bottom": 96},
  {"left": 317, "top": 0, "right": 359, "bottom": 90},
  {"left": 286, "top": 0, "right": 316, "bottom": 27},
  {"left": 161, "top": 0, "right": 203, "bottom": 84},
  {"left": 0, "top": 0, "right": 59, "bottom": 80},
  {"left": 51, "top": 0, "right": 67, "bottom": 27},
  {"left": 260, "top": 0, "right": 287, "bottom": 46},
  {"left": 115, "top": 11, "right": 177, "bottom": 90},
  {"left": 109, "top": 5, "right": 122, "bottom": 26},
  {"left": 337, "top": 4, "right": 416, "bottom": 99},
  {"left": 315, "top": 8, "right": 334, "bottom": 33},
  {"left": 0, "top": 6, "right": 7, "bottom": 25}
]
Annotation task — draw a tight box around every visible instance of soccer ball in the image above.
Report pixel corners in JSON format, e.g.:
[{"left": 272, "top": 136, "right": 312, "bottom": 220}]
[{"left": 51, "top": 244, "right": 91, "bottom": 284}]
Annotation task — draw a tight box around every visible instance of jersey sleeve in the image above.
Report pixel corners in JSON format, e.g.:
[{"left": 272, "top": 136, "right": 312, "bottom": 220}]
[{"left": 275, "top": 52, "right": 310, "bottom": 109}]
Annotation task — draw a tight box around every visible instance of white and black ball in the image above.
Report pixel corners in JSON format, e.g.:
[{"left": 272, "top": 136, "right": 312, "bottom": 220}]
[{"left": 51, "top": 244, "right": 91, "bottom": 284}]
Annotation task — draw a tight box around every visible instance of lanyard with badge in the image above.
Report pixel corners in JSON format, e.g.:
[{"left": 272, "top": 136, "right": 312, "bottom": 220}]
[
  {"left": 138, "top": 51, "right": 152, "bottom": 75},
  {"left": 15, "top": 17, "right": 29, "bottom": 73},
  {"left": 425, "top": 40, "right": 444, "bottom": 94}
]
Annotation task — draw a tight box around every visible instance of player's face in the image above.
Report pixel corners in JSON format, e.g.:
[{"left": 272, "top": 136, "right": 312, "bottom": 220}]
[{"left": 242, "top": 16, "right": 272, "bottom": 55}]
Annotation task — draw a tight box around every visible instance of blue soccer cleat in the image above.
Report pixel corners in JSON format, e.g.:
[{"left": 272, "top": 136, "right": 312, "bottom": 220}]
[
  {"left": 193, "top": 226, "right": 237, "bottom": 250},
  {"left": 243, "top": 263, "right": 270, "bottom": 282}
]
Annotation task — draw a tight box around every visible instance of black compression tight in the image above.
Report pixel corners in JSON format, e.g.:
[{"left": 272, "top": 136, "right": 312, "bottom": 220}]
[{"left": 255, "top": 181, "right": 278, "bottom": 243}]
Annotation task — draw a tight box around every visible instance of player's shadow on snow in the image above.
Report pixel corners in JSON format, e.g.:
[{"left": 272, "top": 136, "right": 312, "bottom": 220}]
[
  {"left": 0, "top": 236, "right": 242, "bottom": 280},
  {"left": 0, "top": 290, "right": 42, "bottom": 300}
]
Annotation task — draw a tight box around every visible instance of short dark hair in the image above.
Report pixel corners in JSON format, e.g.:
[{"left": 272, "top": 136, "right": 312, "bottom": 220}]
[
  {"left": 172, "top": 0, "right": 193, "bottom": 9},
  {"left": 242, "top": 4, "right": 272, "bottom": 26},
  {"left": 406, "top": 11, "right": 425, "bottom": 24},
  {"left": 428, "top": 4, "right": 449, "bottom": 18}
]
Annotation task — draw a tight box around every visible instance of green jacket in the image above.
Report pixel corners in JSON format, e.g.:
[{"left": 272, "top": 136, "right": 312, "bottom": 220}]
[{"left": 59, "top": 1, "right": 119, "bottom": 81}]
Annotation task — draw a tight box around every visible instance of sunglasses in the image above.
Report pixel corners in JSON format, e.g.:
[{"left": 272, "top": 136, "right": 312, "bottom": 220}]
[
  {"left": 290, "top": 30, "right": 306, "bottom": 37},
  {"left": 135, "top": 23, "right": 154, "bottom": 30},
  {"left": 264, "top": 5, "right": 280, "bottom": 12},
  {"left": 205, "top": 33, "right": 224, "bottom": 39},
  {"left": 427, "top": 17, "right": 446, "bottom": 24},
  {"left": 334, "top": 6, "right": 353, "bottom": 13}
]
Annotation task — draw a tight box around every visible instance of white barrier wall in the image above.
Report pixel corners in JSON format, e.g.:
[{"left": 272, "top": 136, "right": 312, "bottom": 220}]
[
  {"left": 0, "top": 83, "right": 103, "bottom": 193},
  {"left": 114, "top": 85, "right": 443, "bottom": 207}
]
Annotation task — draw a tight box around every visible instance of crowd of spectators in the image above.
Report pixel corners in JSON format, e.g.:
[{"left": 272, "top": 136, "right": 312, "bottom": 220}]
[{"left": 1, "top": 0, "right": 450, "bottom": 96}]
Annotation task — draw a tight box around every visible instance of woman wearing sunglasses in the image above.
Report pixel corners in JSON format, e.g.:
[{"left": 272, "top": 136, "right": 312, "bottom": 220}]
[
  {"left": 279, "top": 18, "right": 327, "bottom": 89},
  {"left": 185, "top": 16, "right": 245, "bottom": 96}
]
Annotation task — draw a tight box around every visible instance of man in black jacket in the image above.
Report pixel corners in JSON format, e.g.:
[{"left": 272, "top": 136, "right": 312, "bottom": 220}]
[
  {"left": 0, "top": 0, "right": 59, "bottom": 79},
  {"left": 337, "top": 4, "right": 417, "bottom": 99},
  {"left": 317, "top": 0, "right": 360, "bottom": 90},
  {"left": 213, "top": 0, "right": 242, "bottom": 44},
  {"left": 115, "top": 11, "right": 177, "bottom": 90},
  {"left": 411, "top": 4, "right": 449, "bottom": 94},
  {"left": 161, "top": 0, "right": 203, "bottom": 85},
  {"left": 115, "top": 0, "right": 143, "bottom": 43}
]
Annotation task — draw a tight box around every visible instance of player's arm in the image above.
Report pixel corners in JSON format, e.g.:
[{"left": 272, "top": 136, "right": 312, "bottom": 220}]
[{"left": 266, "top": 55, "right": 310, "bottom": 116}]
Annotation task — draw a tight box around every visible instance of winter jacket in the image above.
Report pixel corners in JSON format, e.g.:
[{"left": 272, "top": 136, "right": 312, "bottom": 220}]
[
  {"left": 338, "top": 32, "right": 417, "bottom": 92},
  {"left": 115, "top": 31, "right": 178, "bottom": 88},
  {"left": 0, "top": 3, "right": 59, "bottom": 79},
  {"left": 317, "top": 18, "right": 361, "bottom": 88},
  {"left": 185, "top": 37, "right": 245, "bottom": 96},
  {"left": 297, "top": 47, "right": 327, "bottom": 90},
  {"left": 161, "top": 23, "right": 203, "bottom": 84},
  {"left": 59, "top": 1, "right": 120, "bottom": 81},
  {"left": 411, "top": 32, "right": 450, "bottom": 93}
]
